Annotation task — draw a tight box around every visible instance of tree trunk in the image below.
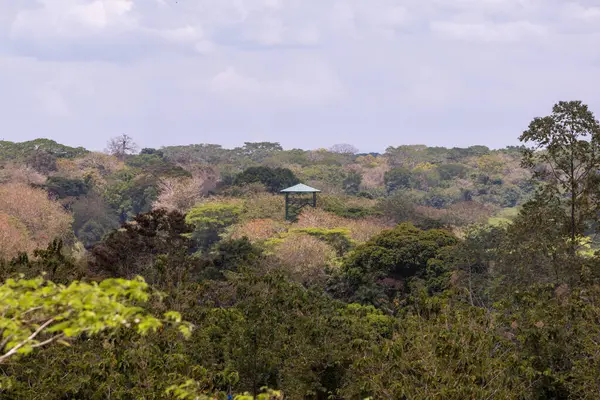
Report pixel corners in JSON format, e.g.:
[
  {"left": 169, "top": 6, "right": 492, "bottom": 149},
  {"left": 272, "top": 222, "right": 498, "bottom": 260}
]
[
  {"left": 252, "top": 330, "right": 258, "bottom": 399},
  {"left": 570, "top": 155, "right": 576, "bottom": 254}
]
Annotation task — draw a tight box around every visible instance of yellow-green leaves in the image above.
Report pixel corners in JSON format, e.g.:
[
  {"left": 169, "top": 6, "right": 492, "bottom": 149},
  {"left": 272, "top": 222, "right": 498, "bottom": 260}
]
[
  {"left": 0, "top": 275, "right": 192, "bottom": 364},
  {"left": 186, "top": 202, "right": 242, "bottom": 228},
  {"left": 186, "top": 201, "right": 243, "bottom": 250},
  {"left": 166, "top": 381, "right": 283, "bottom": 400}
]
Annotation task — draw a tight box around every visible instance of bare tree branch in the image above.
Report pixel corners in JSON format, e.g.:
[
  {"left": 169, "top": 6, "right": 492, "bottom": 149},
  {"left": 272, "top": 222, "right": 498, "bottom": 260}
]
[{"left": 0, "top": 317, "right": 56, "bottom": 364}]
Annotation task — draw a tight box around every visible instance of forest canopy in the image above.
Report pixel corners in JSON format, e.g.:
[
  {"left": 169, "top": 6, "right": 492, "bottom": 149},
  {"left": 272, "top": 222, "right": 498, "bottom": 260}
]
[{"left": 3, "top": 101, "right": 600, "bottom": 399}]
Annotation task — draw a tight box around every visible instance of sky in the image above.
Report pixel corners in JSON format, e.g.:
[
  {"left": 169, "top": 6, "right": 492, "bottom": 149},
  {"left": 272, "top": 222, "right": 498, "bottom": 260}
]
[{"left": 1, "top": 0, "right": 600, "bottom": 153}]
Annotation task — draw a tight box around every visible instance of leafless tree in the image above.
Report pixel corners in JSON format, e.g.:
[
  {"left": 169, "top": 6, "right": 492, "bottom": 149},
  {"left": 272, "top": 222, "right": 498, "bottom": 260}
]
[
  {"left": 106, "top": 134, "right": 138, "bottom": 160},
  {"left": 329, "top": 143, "right": 359, "bottom": 154}
]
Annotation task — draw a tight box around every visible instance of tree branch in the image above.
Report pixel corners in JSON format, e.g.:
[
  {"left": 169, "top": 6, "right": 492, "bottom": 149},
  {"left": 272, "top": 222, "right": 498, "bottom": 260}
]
[
  {"left": 31, "top": 333, "right": 65, "bottom": 349},
  {"left": 0, "top": 334, "right": 12, "bottom": 352},
  {"left": 0, "top": 317, "right": 56, "bottom": 364}
]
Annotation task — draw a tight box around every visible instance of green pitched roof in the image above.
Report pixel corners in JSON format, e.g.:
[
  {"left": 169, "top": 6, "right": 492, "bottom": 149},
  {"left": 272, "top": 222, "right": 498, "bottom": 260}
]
[{"left": 280, "top": 183, "right": 321, "bottom": 193}]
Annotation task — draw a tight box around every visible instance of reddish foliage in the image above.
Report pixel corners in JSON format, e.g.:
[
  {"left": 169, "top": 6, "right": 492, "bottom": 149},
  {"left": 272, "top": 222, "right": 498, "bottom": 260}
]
[
  {"left": 267, "top": 234, "right": 336, "bottom": 286},
  {"left": 296, "top": 208, "right": 388, "bottom": 243},
  {"left": 230, "top": 219, "right": 286, "bottom": 242},
  {"left": 0, "top": 183, "right": 72, "bottom": 254},
  {"left": 0, "top": 213, "right": 32, "bottom": 259}
]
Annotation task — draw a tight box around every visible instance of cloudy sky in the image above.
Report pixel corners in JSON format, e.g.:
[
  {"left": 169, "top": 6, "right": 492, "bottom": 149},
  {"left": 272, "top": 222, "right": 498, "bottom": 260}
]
[{"left": 1, "top": 0, "right": 599, "bottom": 152}]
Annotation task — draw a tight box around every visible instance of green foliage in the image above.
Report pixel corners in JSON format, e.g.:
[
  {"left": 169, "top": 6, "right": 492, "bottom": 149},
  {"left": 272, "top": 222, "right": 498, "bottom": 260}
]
[
  {"left": 497, "top": 184, "right": 521, "bottom": 207},
  {"left": 520, "top": 100, "right": 600, "bottom": 244},
  {"left": 100, "top": 152, "right": 192, "bottom": 224},
  {"left": 263, "top": 149, "right": 310, "bottom": 167},
  {"left": 201, "top": 238, "right": 264, "bottom": 280},
  {"left": 233, "top": 166, "right": 299, "bottom": 193},
  {"left": 140, "top": 148, "right": 165, "bottom": 157},
  {"left": 126, "top": 153, "right": 191, "bottom": 178},
  {"left": 166, "top": 380, "right": 282, "bottom": 400},
  {"left": 240, "top": 193, "right": 285, "bottom": 222},
  {"left": 491, "top": 283, "right": 600, "bottom": 398},
  {"left": 90, "top": 209, "right": 194, "bottom": 282},
  {"left": 207, "top": 273, "right": 396, "bottom": 398},
  {"left": 436, "top": 163, "right": 469, "bottom": 180},
  {"left": 2, "top": 271, "right": 395, "bottom": 399},
  {"left": 164, "top": 367, "right": 242, "bottom": 399},
  {"left": 487, "top": 191, "right": 585, "bottom": 290},
  {"left": 299, "top": 164, "right": 346, "bottom": 189},
  {"left": 102, "top": 168, "right": 160, "bottom": 222},
  {"left": 340, "top": 223, "right": 458, "bottom": 308},
  {"left": 5, "top": 137, "right": 533, "bottom": 234},
  {"left": 422, "top": 187, "right": 462, "bottom": 209},
  {"left": 385, "top": 145, "right": 490, "bottom": 168},
  {"left": 384, "top": 167, "right": 412, "bottom": 193},
  {"left": 26, "top": 150, "right": 58, "bottom": 174},
  {"left": 0, "top": 239, "right": 84, "bottom": 284},
  {"left": 71, "top": 192, "right": 120, "bottom": 248},
  {"left": 187, "top": 203, "right": 242, "bottom": 229},
  {"left": 488, "top": 207, "right": 519, "bottom": 226},
  {"left": 345, "top": 223, "right": 457, "bottom": 280},
  {"left": 319, "top": 195, "right": 380, "bottom": 219},
  {"left": 342, "top": 170, "right": 362, "bottom": 195},
  {"left": 45, "top": 176, "right": 90, "bottom": 199},
  {"left": 76, "top": 220, "right": 107, "bottom": 248},
  {"left": 376, "top": 191, "right": 418, "bottom": 223},
  {"left": 186, "top": 202, "right": 242, "bottom": 250},
  {"left": 162, "top": 143, "right": 232, "bottom": 165},
  {"left": 0, "top": 275, "right": 191, "bottom": 366},
  {"left": 9, "top": 108, "right": 600, "bottom": 399},
  {"left": 0, "top": 139, "right": 88, "bottom": 163},
  {"left": 238, "top": 142, "right": 283, "bottom": 163},
  {"left": 343, "top": 295, "right": 526, "bottom": 399}
]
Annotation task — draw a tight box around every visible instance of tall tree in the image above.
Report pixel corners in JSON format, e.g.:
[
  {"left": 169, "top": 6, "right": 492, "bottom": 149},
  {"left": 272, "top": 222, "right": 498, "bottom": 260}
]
[
  {"left": 233, "top": 166, "right": 299, "bottom": 193},
  {"left": 89, "top": 209, "right": 193, "bottom": 281},
  {"left": 384, "top": 167, "right": 412, "bottom": 193},
  {"left": 520, "top": 100, "right": 600, "bottom": 246},
  {"left": 239, "top": 142, "right": 283, "bottom": 162},
  {"left": 106, "top": 134, "right": 138, "bottom": 160},
  {"left": 329, "top": 143, "right": 358, "bottom": 154}
]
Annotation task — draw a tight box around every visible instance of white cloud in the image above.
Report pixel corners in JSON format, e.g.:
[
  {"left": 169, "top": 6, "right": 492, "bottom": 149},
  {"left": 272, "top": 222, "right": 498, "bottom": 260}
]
[
  {"left": 208, "top": 64, "right": 343, "bottom": 107},
  {"left": 431, "top": 20, "right": 547, "bottom": 42},
  {"left": 1, "top": 0, "right": 600, "bottom": 151},
  {"left": 157, "top": 25, "right": 201, "bottom": 43},
  {"left": 194, "top": 40, "right": 216, "bottom": 55},
  {"left": 35, "top": 87, "right": 70, "bottom": 117},
  {"left": 242, "top": 16, "right": 285, "bottom": 46},
  {"left": 564, "top": 3, "right": 600, "bottom": 22},
  {"left": 11, "top": 0, "right": 137, "bottom": 39},
  {"left": 69, "top": 0, "right": 134, "bottom": 29}
]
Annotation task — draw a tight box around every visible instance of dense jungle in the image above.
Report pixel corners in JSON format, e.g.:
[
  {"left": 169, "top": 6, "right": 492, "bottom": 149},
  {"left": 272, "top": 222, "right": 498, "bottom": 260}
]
[{"left": 2, "top": 100, "right": 600, "bottom": 399}]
